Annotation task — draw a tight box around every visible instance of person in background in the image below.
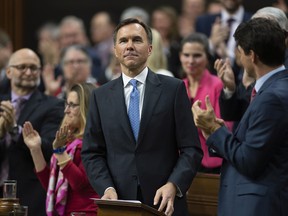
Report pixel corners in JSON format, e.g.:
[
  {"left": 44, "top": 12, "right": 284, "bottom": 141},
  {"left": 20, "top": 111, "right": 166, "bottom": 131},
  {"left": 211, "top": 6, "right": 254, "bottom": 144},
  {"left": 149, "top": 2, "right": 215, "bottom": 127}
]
[
  {"left": 216, "top": 7, "right": 288, "bottom": 122},
  {"left": 196, "top": 0, "right": 252, "bottom": 79},
  {"left": 151, "top": 6, "right": 182, "bottom": 78},
  {"left": 37, "top": 22, "right": 60, "bottom": 67},
  {"left": 177, "top": 0, "right": 206, "bottom": 38},
  {"left": 81, "top": 18, "right": 202, "bottom": 216},
  {"left": 120, "top": 6, "right": 150, "bottom": 24},
  {"left": 147, "top": 28, "right": 174, "bottom": 77},
  {"left": 180, "top": 32, "right": 232, "bottom": 173},
  {"left": 23, "top": 82, "right": 99, "bottom": 216},
  {"left": 90, "top": 11, "right": 115, "bottom": 76},
  {"left": 0, "top": 29, "right": 13, "bottom": 94},
  {"left": 43, "top": 45, "right": 97, "bottom": 99},
  {"left": 192, "top": 18, "right": 288, "bottom": 216},
  {"left": 0, "top": 48, "right": 64, "bottom": 216}
]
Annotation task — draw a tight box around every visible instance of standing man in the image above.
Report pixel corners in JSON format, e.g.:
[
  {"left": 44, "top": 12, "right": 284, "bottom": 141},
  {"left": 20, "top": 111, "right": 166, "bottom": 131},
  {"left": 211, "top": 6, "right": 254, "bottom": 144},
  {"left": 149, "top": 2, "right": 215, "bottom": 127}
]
[
  {"left": 82, "top": 18, "right": 202, "bottom": 216},
  {"left": 192, "top": 18, "right": 288, "bottom": 216},
  {"left": 0, "top": 48, "right": 64, "bottom": 216}
]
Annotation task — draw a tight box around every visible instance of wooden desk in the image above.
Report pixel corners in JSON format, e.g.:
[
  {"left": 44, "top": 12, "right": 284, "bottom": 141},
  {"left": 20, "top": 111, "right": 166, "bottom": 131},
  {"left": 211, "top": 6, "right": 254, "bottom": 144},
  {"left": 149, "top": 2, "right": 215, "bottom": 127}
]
[{"left": 186, "top": 173, "right": 220, "bottom": 216}]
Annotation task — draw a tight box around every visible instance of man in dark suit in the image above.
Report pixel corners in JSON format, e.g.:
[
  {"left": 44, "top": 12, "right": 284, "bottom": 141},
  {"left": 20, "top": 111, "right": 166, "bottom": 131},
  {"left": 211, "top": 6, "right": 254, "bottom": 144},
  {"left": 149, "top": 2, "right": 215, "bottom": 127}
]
[
  {"left": 192, "top": 18, "right": 288, "bottom": 215},
  {"left": 196, "top": 0, "right": 252, "bottom": 78},
  {"left": 0, "top": 48, "right": 64, "bottom": 215},
  {"left": 81, "top": 18, "right": 203, "bottom": 216}
]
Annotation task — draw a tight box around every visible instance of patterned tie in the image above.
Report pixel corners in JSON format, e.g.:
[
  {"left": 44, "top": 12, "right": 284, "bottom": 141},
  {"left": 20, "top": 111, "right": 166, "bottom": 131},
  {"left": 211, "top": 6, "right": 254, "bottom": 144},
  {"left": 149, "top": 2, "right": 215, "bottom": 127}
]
[
  {"left": 15, "top": 97, "right": 26, "bottom": 121},
  {"left": 250, "top": 87, "right": 257, "bottom": 102},
  {"left": 128, "top": 79, "right": 140, "bottom": 140}
]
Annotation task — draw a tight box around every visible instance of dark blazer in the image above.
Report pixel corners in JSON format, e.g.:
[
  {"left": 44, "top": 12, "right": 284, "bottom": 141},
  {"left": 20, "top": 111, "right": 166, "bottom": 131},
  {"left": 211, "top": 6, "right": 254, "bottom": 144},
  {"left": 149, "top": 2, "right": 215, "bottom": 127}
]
[
  {"left": 207, "top": 69, "right": 288, "bottom": 216},
  {"left": 82, "top": 70, "right": 203, "bottom": 216},
  {"left": 219, "top": 81, "right": 254, "bottom": 121},
  {"left": 0, "top": 90, "right": 64, "bottom": 216},
  {"left": 195, "top": 12, "right": 252, "bottom": 37}
]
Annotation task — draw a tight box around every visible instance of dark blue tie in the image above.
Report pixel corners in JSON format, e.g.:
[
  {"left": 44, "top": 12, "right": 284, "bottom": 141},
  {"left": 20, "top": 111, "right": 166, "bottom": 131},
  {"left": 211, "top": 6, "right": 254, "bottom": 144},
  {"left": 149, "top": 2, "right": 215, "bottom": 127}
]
[{"left": 128, "top": 79, "right": 140, "bottom": 140}]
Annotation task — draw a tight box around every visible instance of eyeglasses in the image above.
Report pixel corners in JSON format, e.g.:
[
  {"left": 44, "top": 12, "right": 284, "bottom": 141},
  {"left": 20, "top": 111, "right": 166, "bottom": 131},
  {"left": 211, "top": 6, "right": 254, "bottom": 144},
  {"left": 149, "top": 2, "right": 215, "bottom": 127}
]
[
  {"left": 9, "top": 64, "right": 41, "bottom": 73},
  {"left": 63, "top": 59, "right": 89, "bottom": 66},
  {"left": 65, "top": 101, "right": 80, "bottom": 109}
]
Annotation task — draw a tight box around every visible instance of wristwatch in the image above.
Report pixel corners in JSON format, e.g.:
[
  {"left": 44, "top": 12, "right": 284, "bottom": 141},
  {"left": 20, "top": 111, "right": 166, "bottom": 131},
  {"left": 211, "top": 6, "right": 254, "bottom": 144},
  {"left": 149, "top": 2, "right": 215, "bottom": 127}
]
[
  {"left": 9, "top": 124, "right": 19, "bottom": 136},
  {"left": 53, "top": 146, "right": 67, "bottom": 154}
]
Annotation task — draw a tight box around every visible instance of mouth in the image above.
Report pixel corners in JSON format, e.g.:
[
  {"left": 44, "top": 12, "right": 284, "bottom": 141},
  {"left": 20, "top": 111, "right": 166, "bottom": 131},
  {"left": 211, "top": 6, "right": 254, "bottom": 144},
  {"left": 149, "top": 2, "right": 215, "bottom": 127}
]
[{"left": 124, "top": 52, "right": 138, "bottom": 58}]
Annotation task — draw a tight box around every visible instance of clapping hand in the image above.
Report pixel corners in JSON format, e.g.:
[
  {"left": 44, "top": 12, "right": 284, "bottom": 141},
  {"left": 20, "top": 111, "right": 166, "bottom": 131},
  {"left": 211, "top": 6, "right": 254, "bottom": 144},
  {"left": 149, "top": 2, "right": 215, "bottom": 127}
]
[
  {"left": 52, "top": 125, "right": 71, "bottom": 149},
  {"left": 23, "top": 122, "right": 41, "bottom": 150},
  {"left": 214, "top": 58, "right": 236, "bottom": 92},
  {"left": 192, "top": 95, "right": 224, "bottom": 139}
]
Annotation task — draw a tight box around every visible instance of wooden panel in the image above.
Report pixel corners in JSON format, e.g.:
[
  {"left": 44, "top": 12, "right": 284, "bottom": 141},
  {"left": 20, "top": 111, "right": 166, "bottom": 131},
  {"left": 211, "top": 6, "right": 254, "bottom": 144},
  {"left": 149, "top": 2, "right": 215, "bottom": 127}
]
[
  {"left": 187, "top": 173, "right": 220, "bottom": 216},
  {"left": 0, "top": 0, "right": 24, "bottom": 50}
]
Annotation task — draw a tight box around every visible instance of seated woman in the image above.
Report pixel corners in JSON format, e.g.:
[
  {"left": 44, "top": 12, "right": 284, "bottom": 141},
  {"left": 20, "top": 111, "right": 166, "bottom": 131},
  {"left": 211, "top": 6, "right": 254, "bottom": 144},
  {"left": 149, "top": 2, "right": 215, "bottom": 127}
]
[
  {"left": 179, "top": 33, "right": 233, "bottom": 173},
  {"left": 23, "top": 83, "right": 99, "bottom": 216}
]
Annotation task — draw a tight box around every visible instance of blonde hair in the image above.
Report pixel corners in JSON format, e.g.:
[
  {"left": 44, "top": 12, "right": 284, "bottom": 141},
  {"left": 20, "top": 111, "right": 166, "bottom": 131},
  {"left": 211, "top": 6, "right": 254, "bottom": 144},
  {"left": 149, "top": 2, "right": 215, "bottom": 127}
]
[
  {"left": 147, "top": 28, "right": 168, "bottom": 71},
  {"left": 61, "top": 83, "right": 96, "bottom": 138}
]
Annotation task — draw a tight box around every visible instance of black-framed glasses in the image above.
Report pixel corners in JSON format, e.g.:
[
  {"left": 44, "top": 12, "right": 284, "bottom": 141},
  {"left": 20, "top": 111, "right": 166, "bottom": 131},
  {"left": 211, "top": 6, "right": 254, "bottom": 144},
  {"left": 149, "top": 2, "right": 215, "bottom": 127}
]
[
  {"left": 65, "top": 101, "right": 80, "bottom": 109},
  {"left": 9, "top": 64, "right": 41, "bottom": 73}
]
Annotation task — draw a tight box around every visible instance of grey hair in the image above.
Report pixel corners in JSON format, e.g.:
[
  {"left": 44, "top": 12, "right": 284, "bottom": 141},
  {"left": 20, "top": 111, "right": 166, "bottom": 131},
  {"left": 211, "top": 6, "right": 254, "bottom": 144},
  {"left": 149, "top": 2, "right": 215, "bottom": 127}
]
[
  {"left": 252, "top": 7, "right": 288, "bottom": 32},
  {"left": 120, "top": 6, "right": 150, "bottom": 24}
]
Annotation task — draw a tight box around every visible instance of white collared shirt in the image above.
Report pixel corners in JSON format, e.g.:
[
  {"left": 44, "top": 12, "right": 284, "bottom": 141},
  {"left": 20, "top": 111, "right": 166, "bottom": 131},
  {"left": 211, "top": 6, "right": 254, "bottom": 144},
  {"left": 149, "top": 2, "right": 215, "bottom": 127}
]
[
  {"left": 122, "top": 67, "right": 148, "bottom": 119},
  {"left": 254, "top": 65, "right": 285, "bottom": 92},
  {"left": 221, "top": 6, "right": 245, "bottom": 63}
]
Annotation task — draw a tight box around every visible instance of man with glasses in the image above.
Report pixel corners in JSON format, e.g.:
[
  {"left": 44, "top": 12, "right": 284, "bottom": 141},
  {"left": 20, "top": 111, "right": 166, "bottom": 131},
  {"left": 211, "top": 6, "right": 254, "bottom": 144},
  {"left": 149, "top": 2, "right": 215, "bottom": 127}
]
[{"left": 0, "top": 48, "right": 64, "bottom": 216}]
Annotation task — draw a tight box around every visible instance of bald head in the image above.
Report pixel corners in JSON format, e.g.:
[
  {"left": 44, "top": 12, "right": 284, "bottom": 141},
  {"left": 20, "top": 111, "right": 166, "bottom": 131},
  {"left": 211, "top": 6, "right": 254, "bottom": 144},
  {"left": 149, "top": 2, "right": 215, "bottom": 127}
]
[
  {"left": 8, "top": 48, "right": 40, "bottom": 66},
  {"left": 7, "top": 48, "right": 41, "bottom": 95}
]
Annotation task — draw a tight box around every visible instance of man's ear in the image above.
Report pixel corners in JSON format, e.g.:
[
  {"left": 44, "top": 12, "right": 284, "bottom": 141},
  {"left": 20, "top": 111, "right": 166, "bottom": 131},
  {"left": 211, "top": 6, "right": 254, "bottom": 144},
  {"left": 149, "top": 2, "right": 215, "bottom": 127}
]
[
  {"left": 250, "top": 50, "right": 257, "bottom": 63},
  {"left": 5, "top": 67, "right": 12, "bottom": 80}
]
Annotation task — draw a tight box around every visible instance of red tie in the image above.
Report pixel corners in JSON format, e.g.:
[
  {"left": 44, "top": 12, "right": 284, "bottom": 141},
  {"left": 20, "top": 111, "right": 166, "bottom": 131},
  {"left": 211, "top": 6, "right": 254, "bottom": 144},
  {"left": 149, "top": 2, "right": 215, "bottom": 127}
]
[{"left": 250, "top": 87, "right": 257, "bottom": 102}]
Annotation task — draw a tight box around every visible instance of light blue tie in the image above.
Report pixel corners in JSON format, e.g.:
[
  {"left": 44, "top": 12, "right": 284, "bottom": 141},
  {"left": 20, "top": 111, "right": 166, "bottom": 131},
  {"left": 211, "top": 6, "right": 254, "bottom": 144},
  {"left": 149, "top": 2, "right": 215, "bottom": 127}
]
[{"left": 128, "top": 79, "right": 140, "bottom": 140}]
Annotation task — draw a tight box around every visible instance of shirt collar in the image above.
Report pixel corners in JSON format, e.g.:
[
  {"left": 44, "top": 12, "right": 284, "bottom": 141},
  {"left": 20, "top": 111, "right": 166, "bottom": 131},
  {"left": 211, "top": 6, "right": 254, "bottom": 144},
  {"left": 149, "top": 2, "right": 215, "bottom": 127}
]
[
  {"left": 11, "top": 91, "right": 32, "bottom": 103},
  {"left": 122, "top": 67, "right": 148, "bottom": 88},
  {"left": 255, "top": 65, "right": 285, "bottom": 92}
]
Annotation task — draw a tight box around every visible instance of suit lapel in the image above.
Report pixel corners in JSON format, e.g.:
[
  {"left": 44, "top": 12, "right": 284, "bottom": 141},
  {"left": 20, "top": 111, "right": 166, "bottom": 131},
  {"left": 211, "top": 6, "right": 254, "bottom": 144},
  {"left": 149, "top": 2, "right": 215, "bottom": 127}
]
[
  {"left": 137, "top": 71, "right": 162, "bottom": 147},
  {"left": 110, "top": 77, "right": 135, "bottom": 143},
  {"left": 18, "top": 91, "right": 42, "bottom": 125}
]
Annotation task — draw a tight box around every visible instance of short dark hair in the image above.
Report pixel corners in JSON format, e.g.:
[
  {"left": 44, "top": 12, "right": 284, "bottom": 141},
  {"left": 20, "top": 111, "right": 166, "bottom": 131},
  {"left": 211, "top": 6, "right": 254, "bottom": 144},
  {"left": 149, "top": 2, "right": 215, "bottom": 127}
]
[
  {"left": 234, "top": 18, "right": 286, "bottom": 67},
  {"left": 113, "top": 18, "right": 152, "bottom": 45}
]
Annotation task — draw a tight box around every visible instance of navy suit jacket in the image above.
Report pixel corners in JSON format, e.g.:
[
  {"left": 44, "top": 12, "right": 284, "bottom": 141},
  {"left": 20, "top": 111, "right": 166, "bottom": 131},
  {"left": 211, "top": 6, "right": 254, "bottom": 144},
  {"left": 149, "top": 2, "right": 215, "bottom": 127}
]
[
  {"left": 0, "top": 90, "right": 64, "bottom": 216},
  {"left": 82, "top": 70, "right": 203, "bottom": 216},
  {"left": 195, "top": 12, "right": 252, "bottom": 37},
  {"left": 207, "top": 69, "right": 288, "bottom": 216}
]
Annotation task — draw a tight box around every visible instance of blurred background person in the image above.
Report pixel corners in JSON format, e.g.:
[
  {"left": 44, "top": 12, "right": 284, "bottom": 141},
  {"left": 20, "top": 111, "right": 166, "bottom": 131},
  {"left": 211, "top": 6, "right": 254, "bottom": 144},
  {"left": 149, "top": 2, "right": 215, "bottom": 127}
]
[
  {"left": 196, "top": 0, "right": 252, "bottom": 81},
  {"left": 147, "top": 28, "right": 174, "bottom": 77},
  {"left": 206, "top": 0, "right": 223, "bottom": 14},
  {"left": 23, "top": 83, "right": 99, "bottom": 216},
  {"left": 120, "top": 6, "right": 150, "bottom": 24},
  {"left": 37, "top": 22, "right": 60, "bottom": 67},
  {"left": 90, "top": 11, "right": 115, "bottom": 74},
  {"left": 0, "top": 48, "right": 64, "bottom": 216},
  {"left": 43, "top": 45, "right": 97, "bottom": 99},
  {"left": 177, "top": 0, "right": 206, "bottom": 38},
  {"left": 151, "top": 6, "right": 182, "bottom": 78},
  {"left": 0, "top": 28, "right": 13, "bottom": 95},
  {"left": 179, "top": 33, "right": 232, "bottom": 173}
]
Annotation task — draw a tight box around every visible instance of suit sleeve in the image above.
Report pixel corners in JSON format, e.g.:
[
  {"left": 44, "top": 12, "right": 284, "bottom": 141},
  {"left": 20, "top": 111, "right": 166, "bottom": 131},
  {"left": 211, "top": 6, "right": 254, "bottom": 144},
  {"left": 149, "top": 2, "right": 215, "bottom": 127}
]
[
  {"left": 168, "top": 82, "right": 203, "bottom": 194},
  {"left": 208, "top": 91, "right": 287, "bottom": 179},
  {"left": 81, "top": 90, "right": 114, "bottom": 196},
  {"left": 38, "top": 98, "right": 64, "bottom": 162}
]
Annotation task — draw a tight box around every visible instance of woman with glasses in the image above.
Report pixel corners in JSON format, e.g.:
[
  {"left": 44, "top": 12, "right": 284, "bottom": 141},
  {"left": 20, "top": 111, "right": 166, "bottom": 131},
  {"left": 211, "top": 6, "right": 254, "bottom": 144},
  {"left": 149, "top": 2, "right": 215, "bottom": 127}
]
[{"left": 22, "top": 82, "right": 99, "bottom": 216}]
